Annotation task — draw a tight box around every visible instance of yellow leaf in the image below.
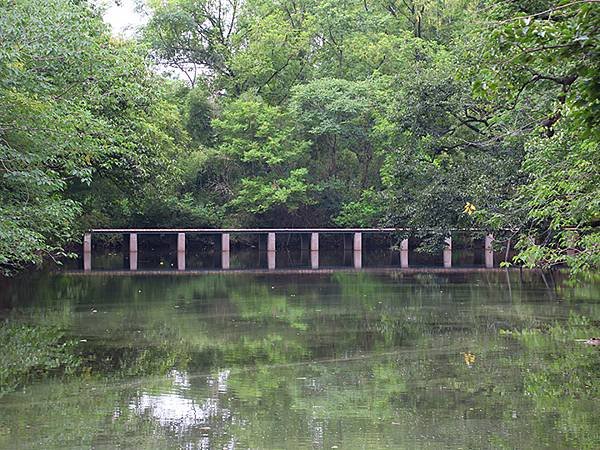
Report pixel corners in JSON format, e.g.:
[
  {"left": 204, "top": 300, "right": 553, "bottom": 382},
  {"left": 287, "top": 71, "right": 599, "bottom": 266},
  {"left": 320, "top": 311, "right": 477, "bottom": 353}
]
[
  {"left": 463, "top": 202, "right": 476, "bottom": 215},
  {"left": 462, "top": 352, "right": 476, "bottom": 366}
]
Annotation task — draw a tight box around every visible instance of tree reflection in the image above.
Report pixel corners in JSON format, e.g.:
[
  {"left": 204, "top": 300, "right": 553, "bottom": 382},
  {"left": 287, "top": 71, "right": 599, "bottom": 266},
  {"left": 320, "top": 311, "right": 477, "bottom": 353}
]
[{"left": 0, "top": 271, "right": 598, "bottom": 448}]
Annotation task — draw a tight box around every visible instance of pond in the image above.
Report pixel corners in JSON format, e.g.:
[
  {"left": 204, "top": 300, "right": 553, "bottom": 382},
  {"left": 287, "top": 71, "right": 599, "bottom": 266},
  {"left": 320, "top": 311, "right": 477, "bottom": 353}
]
[{"left": 0, "top": 270, "right": 599, "bottom": 449}]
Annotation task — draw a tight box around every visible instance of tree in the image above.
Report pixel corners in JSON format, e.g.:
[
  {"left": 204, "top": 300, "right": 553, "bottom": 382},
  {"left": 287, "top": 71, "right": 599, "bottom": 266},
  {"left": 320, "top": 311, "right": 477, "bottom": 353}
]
[
  {"left": 211, "top": 94, "right": 313, "bottom": 224},
  {"left": 290, "top": 78, "right": 389, "bottom": 191},
  {"left": 144, "top": 0, "right": 243, "bottom": 89},
  {"left": 474, "top": 0, "right": 600, "bottom": 273},
  {"left": 0, "top": 0, "right": 107, "bottom": 272},
  {"left": 0, "top": 0, "right": 206, "bottom": 272}
]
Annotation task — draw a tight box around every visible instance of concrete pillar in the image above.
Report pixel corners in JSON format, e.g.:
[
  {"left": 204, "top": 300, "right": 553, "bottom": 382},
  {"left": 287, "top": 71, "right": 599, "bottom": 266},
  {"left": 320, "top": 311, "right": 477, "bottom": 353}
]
[
  {"left": 485, "top": 234, "right": 494, "bottom": 268},
  {"left": 267, "top": 250, "right": 276, "bottom": 270},
  {"left": 267, "top": 233, "right": 276, "bottom": 270},
  {"left": 267, "top": 233, "right": 276, "bottom": 252},
  {"left": 443, "top": 236, "right": 452, "bottom": 268},
  {"left": 177, "top": 233, "right": 186, "bottom": 252},
  {"left": 311, "top": 250, "right": 319, "bottom": 269},
  {"left": 177, "top": 233, "right": 185, "bottom": 271},
  {"left": 129, "top": 253, "right": 138, "bottom": 271},
  {"left": 400, "top": 238, "right": 409, "bottom": 268},
  {"left": 353, "top": 232, "right": 362, "bottom": 268},
  {"left": 353, "top": 249, "right": 362, "bottom": 269},
  {"left": 309, "top": 232, "right": 319, "bottom": 269},
  {"left": 221, "top": 233, "right": 230, "bottom": 269},
  {"left": 222, "top": 233, "right": 230, "bottom": 252},
  {"left": 311, "top": 233, "right": 319, "bottom": 252},
  {"left": 129, "top": 233, "right": 138, "bottom": 271},
  {"left": 83, "top": 233, "right": 91, "bottom": 271},
  {"left": 353, "top": 232, "right": 362, "bottom": 252},
  {"left": 129, "top": 233, "right": 138, "bottom": 253},
  {"left": 221, "top": 251, "right": 230, "bottom": 270}
]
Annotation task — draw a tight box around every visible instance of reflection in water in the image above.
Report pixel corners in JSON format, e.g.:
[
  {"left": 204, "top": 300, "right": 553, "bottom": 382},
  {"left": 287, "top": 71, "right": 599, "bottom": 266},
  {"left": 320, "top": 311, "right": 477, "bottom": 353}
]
[
  {"left": 132, "top": 393, "right": 217, "bottom": 431},
  {"left": 131, "top": 370, "right": 215, "bottom": 430},
  {"left": 130, "top": 369, "right": 235, "bottom": 448},
  {"left": 0, "top": 271, "right": 598, "bottom": 449}
]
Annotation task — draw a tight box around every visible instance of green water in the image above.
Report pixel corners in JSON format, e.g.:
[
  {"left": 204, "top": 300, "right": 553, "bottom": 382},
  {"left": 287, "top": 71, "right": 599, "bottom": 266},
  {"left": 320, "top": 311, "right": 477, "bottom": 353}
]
[{"left": 0, "top": 270, "right": 599, "bottom": 449}]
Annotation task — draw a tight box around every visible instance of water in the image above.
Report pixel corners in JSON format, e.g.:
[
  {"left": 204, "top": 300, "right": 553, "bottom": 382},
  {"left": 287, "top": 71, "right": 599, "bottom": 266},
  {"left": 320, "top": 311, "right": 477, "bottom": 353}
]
[{"left": 0, "top": 270, "right": 599, "bottom": 449}]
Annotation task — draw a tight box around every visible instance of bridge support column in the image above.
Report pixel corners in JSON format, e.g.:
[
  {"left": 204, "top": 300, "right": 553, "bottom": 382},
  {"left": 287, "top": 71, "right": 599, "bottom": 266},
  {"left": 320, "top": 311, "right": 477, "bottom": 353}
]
[
  {"left": 177, "top": 233, "right": 185, "bottom": 271},
  {"left": 443, "top": 236, "right": 452, "bottom": 268},
  {"left": 311, "top": 233, "right": 319, "bottom": 252},
  {"left": 83, "top": 233, "right": 91, "bottom": 271},
  {"left": 267, "top": 251, "right": 276, "bottom": 270},
  {"left": 221, "top": 233, "right": 230, "bottom": 252},
  {"left": 221, "top": 233, "right": 230, "bottom": 269},
  {"left": 353, "top": 232, "right": 362, "bottom": 269},
  {"left": 267, "top": 232, "right": 276, "bottom": 252},
  {"left": 129, "top": 233, "right": 138, "bottom": 271},
  {"left": 267, "top": 233, "right": 276, "bottom": 270},
  {"left": 485, "top": 234, "right": 494, "bottom": 268},
  {"left": 311, "top": 251, "right": 319, "bottom": 269},
  {"left": 353, "top": 232, "right": 362, "bottom": 252},
  {"left": 353, "top": 250, "right": 362, "bottom": 269},
  {"left": 310, "top": 232, "right": 319, "bottom": 269},
  {"left": 400, "top": 238, "right": 409, "bottom": 268}
]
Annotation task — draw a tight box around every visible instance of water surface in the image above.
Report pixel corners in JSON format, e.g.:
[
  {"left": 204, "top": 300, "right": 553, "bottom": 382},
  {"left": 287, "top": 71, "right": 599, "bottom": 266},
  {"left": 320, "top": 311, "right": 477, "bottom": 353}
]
[{"left": 0, "top": 270, "right": 598, "bottom": 449}]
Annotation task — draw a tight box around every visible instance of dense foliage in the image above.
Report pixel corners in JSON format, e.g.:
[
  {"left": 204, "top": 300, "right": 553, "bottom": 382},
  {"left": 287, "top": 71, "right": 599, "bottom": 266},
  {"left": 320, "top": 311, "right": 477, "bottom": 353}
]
[{"left": 0, "top": 0, "right": 598, "bottom": 274}]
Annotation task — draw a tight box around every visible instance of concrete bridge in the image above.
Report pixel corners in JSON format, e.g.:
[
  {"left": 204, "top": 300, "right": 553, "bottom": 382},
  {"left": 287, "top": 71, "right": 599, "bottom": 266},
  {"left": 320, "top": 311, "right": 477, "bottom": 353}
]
[{"left": 83, "top": 228, "right": 495, "bottom": 271}]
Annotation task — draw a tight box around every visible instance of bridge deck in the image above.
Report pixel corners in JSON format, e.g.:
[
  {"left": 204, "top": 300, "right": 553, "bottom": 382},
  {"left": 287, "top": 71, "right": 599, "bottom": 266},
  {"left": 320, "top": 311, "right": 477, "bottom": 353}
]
[{"left": 89, "top": 228, "right": 490, "bottom": 234}]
